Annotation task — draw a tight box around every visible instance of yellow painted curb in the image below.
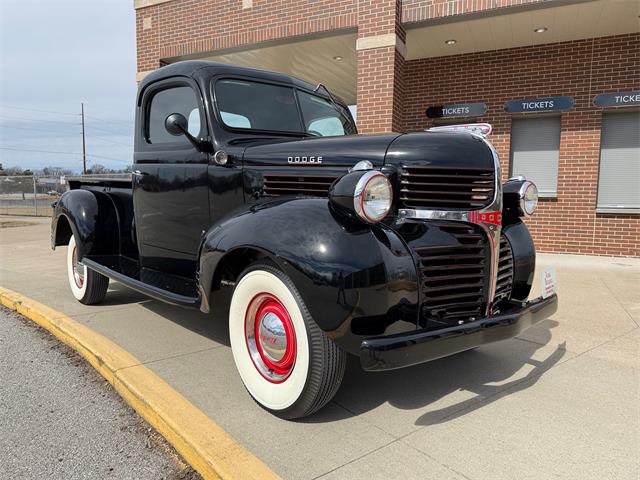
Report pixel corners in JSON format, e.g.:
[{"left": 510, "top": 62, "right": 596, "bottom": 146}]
[{"left": 0, "top": 286, "right": 280, "bottom": 480}]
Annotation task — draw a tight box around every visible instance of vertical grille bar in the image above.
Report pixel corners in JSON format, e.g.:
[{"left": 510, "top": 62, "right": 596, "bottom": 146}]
[
  {"left": 412, "top": 223, "right": 489, "bottom": 327},
  {"left": 494, "top": 235, "right": 514, "bottom": 304}
]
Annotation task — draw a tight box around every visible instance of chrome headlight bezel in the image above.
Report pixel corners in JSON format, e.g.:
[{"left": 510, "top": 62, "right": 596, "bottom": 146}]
[
  {"left": 503, "top": 177, "right": 539, "bottom": 217},
  {"left": 353, "top": 171, "right": 393, "bottom": 223},
  {"left": 329, "top": 169, "right": 393, "bottom": 224},
  {"left": 519, "top": 180, "right": 538, "bottom": 216}
]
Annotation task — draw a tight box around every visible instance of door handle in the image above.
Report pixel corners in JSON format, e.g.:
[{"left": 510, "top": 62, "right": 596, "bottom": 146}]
[{"left": 133, "top": 170, "right": 149, "bottom": 176}]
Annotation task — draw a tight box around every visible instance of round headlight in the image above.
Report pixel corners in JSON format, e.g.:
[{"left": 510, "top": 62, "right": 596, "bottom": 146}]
[
  {"left": 520, "top": 181, "right": 538, "bottom": 216},
  {"left": 354, "top": 171, "right": 392, "bottom": 223}
]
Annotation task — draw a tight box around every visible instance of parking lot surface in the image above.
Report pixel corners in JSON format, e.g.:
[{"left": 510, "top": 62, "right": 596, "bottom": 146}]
[
  {"left": 1, "top": 216, "right": 638, "bottom": 480},
  {"left": 0, "top": 305, "right": 198, "bottom": 480}
]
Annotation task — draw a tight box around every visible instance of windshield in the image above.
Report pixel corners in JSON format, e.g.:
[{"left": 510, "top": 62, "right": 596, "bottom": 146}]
[{"left": 215, "top": 79, "right": 356, "bottom": 137}]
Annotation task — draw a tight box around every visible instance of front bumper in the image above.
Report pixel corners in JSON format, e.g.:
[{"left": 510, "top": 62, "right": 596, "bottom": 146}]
[{"left": 360, "top": 294, "right": 558, "bottom": 372}]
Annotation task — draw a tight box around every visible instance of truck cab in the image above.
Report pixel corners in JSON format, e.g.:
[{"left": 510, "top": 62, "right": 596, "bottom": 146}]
[{"left": 52, "top": 61, "right": 557, "bottom": 419}]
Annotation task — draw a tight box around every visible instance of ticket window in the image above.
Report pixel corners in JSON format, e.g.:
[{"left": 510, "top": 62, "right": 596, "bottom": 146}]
[
  {"left": 510, "top": 117, "right": 561, "bottom": 197},
  {"left": 597, "top": 111, "right": 640, "bottom": 212}
]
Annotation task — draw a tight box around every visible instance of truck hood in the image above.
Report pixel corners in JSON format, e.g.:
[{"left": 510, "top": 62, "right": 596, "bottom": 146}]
[
  {"left": 383, "top": 131, "right": 495, "bottom": 170},
  {"left": 241, "top": 131, "right": 494, "bottom": 170},
  {"left": 242, "top": 133, "right": 402, "bottom": 168}
]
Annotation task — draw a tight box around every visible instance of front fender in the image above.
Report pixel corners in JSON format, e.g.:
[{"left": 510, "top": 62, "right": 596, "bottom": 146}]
[
  {"left": 52, "top": 189, "right": 119, "bottom": 260},
  {"left": 199, "top": 198, "right": 419, "bottom": 352}
]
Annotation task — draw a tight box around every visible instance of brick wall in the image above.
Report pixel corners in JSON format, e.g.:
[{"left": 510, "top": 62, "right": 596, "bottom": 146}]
[
  {"left": 356, "top": 0, "right": 406, "bottom": 133},
  {"left": 136, "top": 0, "right": 359, "bottom": 72},
  {"left": 402, "top": 0, "right": 552, "bottom": 23},
  {"left": 403, "top": 34, "right": 640, "bottom": 256},
  {"left": 136, "top": 0, "right": 406, "bottom": 133}
]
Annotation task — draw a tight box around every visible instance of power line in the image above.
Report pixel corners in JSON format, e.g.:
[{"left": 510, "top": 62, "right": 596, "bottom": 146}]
[
  {"left": 84, "top": 114, "right": 134, "bottom": 127},
  {"left": 0, "top": 124, "right": 77, "bottom": 134},
  {"left": 1, "top": 105, "right": 79, "bottom": 116},
  {"left": 84, "top": 121, "right": 132, "bottom": 136},
  {"left": 0, "top": 146, "right": 130, "bottom": 164},
  {"left": 1, "top": 124, "right": 132, "bottom": 147},
  {"left": 86, "top": 134, "right": 133, "bottom": 147},
  {"left": 0, "top": 115, "right": 80, "bottom": 125}
]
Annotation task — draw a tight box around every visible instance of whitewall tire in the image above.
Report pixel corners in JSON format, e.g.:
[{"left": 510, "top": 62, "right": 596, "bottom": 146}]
[
  {"left": 229, "top": 262, "right": 346, "bottom": 419},
  {"left": 66, "top": 235, "right": 109, "bottom": 305}
]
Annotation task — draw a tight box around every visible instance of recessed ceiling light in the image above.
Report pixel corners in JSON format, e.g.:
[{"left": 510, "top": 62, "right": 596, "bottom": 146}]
[
  {"left": 333, "top": 55, "right": 343, "bottom": 61},
  {"left": 445, "top": 39, "right": 457, "bottom": 45},
  {"left": 534, "top": 27, "right": 548, "bottom": 33}
]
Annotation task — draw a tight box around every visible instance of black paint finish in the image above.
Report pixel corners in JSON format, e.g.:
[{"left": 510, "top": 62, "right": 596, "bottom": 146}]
[
  {"left": 360, "top": 294, "right": 558, "bottom": 371},
  {"left": 503, "top": 221, "right": 535, "bottom": 302},
  {"left": 198, "top": 197, "right": 419, "bottom": 353},
  {"left": 51, "top": 60, "right": 551, "bottom": 369},
  {"left": 384, "top": 132, "right": 495, "bottom": 170}
]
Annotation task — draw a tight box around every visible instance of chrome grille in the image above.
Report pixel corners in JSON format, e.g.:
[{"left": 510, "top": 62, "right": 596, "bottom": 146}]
[
  {"left": 263, "top": 174, "right": 338, "bottom": 197},
  {"left": 494, "top": 235, "right": 514, "bottom": 304},
  {"left": 413, "top": 223, "right": 488, "bottom": 325},
  {"left": 399, "top": 165, "right": 495, "bottom": 209}
]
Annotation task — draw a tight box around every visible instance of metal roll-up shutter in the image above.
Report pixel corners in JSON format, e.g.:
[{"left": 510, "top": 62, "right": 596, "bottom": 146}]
[
  {"left": 597, "top": 111, "right": 640, "bottom": 210},
  {"left": 510, "top": 117, "right": 561, "bottom": 196}
]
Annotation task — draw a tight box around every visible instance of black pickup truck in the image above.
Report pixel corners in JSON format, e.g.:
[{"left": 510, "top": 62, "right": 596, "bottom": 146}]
[{"left": 51, "top": 60, "right": 557, "bottom": 419}]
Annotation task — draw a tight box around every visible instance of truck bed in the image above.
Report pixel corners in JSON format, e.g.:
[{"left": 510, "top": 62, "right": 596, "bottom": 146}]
[{"left": 66, "top": 174, "right": 132, "bottom": 190}]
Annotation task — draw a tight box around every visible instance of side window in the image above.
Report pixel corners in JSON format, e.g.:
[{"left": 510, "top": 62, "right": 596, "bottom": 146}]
[
  {"left": 298, "top": 90, "right": 350, "bottom": 136},
  {"left": 308, "top": 117, "right": 345, "bottom": 137},
  {"left": 147, "top": 86, "right": 202, "bottom": 145}
]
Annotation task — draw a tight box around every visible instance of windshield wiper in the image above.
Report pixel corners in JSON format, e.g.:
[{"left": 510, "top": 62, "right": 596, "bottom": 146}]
[{"left": 313, "top": 83, "right": 351, "bottom": 125}]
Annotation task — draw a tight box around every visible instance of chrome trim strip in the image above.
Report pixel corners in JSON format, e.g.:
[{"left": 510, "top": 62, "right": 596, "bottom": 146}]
[{"left": 398, "top": 134, "right": 502, "bottom": 315}]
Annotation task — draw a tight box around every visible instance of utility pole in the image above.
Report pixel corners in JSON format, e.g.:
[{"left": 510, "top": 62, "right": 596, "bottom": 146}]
[{"left": 81, "top": 103, "right": 87, "bottom": 174}]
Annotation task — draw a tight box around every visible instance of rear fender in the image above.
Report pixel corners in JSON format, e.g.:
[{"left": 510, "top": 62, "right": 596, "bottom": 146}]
[
  {"left": 52, "top": 189, "right": 119, "bottom": 260},
  {"left": 198, "top": 198, "right": 419, "bottom": 351}
]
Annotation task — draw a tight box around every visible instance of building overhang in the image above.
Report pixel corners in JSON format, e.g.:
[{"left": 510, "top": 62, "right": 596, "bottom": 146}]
[
  {"left": 405, "top": 0, "right": 640, "bottom": 60},
  {"left": 162, "top": 31, "right": 358, "bottom": 105}
]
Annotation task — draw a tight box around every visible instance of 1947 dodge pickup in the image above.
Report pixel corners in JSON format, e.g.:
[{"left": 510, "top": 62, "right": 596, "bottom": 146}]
[{"left": 51, "top": 60, "right": 557, "bottom": 419}]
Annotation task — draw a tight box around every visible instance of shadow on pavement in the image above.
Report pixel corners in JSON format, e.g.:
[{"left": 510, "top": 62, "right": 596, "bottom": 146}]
[
  {"left": 138, "top": 292, "right": 232, "bottom": 347},
  {"left": 314, "top": 319, "right": 566, "bottom": 426},
  {"left": 132, "top": 287, "right": 565, "bottom": 427},
  {"left": 102, "top": 283, "right": 152, "bottom": 307}
]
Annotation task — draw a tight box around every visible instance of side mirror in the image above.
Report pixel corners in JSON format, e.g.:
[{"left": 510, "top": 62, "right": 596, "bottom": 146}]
[
  {"left": 165, "top": 113, "right": 188, "bottom": 136},
  {"left": 163, "top": 113, "right": 206, "bottom": 152}
]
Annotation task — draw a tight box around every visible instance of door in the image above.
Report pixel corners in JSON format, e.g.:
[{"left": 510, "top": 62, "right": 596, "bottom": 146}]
[{"left": 133, "top": 80, "right": 210, "bottom": 276}]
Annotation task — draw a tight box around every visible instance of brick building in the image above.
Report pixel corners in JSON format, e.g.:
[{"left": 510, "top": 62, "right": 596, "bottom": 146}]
[{"left": 135, "top": 0, "right": 640, "bottom": 256}]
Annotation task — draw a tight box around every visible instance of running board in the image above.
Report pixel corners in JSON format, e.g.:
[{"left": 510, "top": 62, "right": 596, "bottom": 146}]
[{"left": 82, "top": 258, "right": 200, "bottom": 308}]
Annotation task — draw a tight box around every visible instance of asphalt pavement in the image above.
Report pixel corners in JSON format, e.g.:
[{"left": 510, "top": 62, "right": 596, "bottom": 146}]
[{"left": 0, "top": 306, "right": 200, "bottom": 480}]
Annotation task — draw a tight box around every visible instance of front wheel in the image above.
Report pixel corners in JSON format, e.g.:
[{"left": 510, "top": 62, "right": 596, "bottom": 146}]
[
  {"left": 66, "top": 235, "right": 109, "bottom": 305},
  {"left": 229, "top": 262, "right": 346, "bottom": 419}
]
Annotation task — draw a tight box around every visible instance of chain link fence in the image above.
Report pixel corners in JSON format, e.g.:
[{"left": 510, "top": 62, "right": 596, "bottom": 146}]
[
  {"left": 0, "top": 175, "right": 67, "bottom": 217},
  {"left": 0, "top": 174, "right": 132, "bottom": 217}
]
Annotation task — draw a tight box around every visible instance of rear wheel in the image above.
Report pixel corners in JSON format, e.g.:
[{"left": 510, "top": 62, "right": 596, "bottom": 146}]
[
  {"left": 229, "top": 262, "right": 346, "bottom": 419},
  {"left": 66, "top": 235, "right": 109, "bottom": 305}
]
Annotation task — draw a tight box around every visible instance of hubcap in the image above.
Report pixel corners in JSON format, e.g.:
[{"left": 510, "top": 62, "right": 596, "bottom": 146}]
[
  {"left": 71, "top": 245, "right": 85, "bottom": 288},
  {"left": 245, "top": 293, "right": 296, "bottom": 383}
]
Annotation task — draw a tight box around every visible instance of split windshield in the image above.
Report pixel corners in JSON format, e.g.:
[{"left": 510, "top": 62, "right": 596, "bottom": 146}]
[{"left": 214, "top": 79, "right": 356, "bottom": 137}]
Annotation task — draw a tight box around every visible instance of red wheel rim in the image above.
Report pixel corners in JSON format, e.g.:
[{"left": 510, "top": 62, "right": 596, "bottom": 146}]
[
  {"left": 244, "top": 293, "right": 296, "bottom": 383},
  {"left": 72, "top": 245, "right": 85, "bottom": 288}
]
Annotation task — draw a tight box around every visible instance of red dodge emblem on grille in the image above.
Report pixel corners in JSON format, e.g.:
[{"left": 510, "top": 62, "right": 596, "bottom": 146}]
[{"left": 469, "top": 211, "right": 502, "bottom": 226}]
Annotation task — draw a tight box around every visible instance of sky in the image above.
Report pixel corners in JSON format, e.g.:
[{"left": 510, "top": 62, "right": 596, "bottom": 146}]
[{"left": 0, "top": 0, "right": 136, "bottom": 173}]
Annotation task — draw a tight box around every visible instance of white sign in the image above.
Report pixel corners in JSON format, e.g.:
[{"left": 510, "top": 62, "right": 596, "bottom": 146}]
[{"left": 541, "top": 267, "right": 557, "bottom": 299}]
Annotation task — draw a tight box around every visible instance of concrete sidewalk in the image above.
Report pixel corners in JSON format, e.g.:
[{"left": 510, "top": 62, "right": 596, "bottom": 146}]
[{"left": 1, "top": 216, "right": 638, "bottom": 480}]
